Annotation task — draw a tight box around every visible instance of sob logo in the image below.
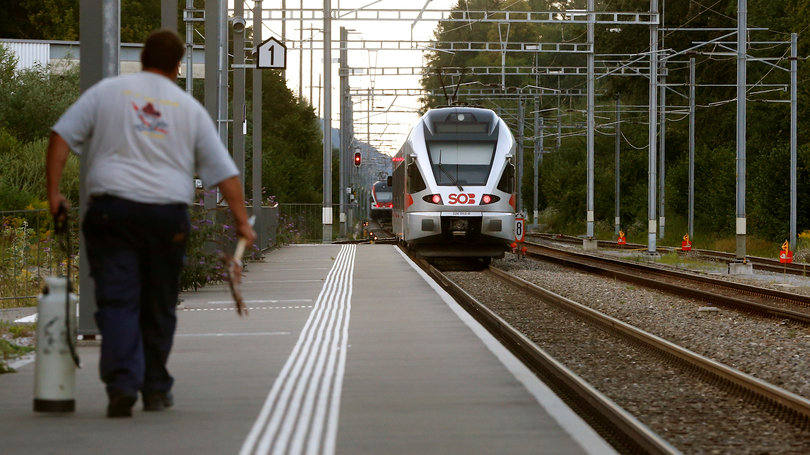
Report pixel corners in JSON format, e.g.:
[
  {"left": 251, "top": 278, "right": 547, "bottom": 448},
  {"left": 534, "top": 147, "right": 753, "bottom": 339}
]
[{"left": 448, "top": 193, "right": 476, "bottom": 204}]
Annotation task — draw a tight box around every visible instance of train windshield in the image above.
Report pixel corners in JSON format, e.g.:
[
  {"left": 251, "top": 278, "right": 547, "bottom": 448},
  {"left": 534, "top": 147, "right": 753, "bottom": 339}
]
[
  {"left": 427, "top": 141, "right": 496, "bottom": 187},
  {"left": 375, "top": 191, "right": 392, "bottom": 202},
  {"left": 373, "top": 182, "right": 392, "bottom": 202}
]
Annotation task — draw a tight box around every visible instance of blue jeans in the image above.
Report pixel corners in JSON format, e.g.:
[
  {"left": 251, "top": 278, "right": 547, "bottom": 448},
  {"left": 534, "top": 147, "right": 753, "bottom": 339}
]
[{"left": 83, "top": 195, "right": 189, "bottom": 398}]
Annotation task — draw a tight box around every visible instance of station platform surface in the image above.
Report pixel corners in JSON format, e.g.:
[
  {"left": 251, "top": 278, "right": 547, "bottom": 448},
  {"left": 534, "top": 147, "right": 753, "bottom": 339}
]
[{"left": 0, "top": 244, "right": 612, "bottom": 454}]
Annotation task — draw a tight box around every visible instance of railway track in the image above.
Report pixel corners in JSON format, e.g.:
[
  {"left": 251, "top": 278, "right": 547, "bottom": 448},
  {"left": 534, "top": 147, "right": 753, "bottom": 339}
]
[
  {"left": 529, "top": 233, "right": 809, "bottom": 277},
  {"left": 523, "top": 241, "right": 810, "bottom": 325},
  {"left": 408, "top": 249, "right": 810, "bottom": 453}
]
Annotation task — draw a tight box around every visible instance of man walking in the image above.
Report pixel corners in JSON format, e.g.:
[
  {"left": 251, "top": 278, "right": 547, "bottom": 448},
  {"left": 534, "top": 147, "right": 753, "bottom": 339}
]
[{"left": 46, "top": 30, "right": 256, "bottom": 417}]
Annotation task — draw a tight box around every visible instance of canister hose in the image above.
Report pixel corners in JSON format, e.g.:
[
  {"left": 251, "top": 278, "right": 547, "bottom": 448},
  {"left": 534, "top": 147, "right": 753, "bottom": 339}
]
[{"left": 54, "top": 203, "right": 81, "bottom": 368}]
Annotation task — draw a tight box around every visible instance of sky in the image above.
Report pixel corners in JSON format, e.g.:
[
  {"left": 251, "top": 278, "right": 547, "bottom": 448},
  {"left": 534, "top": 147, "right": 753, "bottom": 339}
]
[{"left": 248, "top": 0, "right": 459, "bottom": 155}]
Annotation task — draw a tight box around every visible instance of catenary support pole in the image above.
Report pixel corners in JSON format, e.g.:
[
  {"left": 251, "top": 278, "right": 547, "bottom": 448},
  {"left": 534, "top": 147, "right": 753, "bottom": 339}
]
[
  {"left": 735, "top": 0, "right": 747, "bottom": 259},
  {"left": 322, "top": 0, "right": 333, "bottom": 243},
  {"left": 309, "top": 28, "right": 314, "bottom": 103},
  {"left": 339, "top": 27, "right": 348, "bottom": 237},
  {"left": 252, "top": 1, "right": 264, "bottom": 248},
  {"left": 204, "top": 0, "right": 221, "bottom": 210},
  {"left": 281, "top": 0, "right": 286, "bottom": 79},
  {"left": 218, "top": 0, "right": 228, "bottom": 142},
  {"left": 659, "top": 62, "right": 666, "bottom": 239},
  {"left": 78, "top": 0, "right": 120, "bottom": 334},
  {"left": 184, "top": 0, "right": 193, "bottom": 94},
  {"left": 556, "top": 77, "right": 562, "bottom": 151},
  {"left": 517, "top": 98, "right": 525, "bottom": 214},
  {"left": 161, "top": 0, "right": 177, "bottom": 31},
  {"left": 647, "top": 0, "right": 659, "bottom": 254},
  {"left": 233, "top": 0, "right": 246, "bottom": 179},
  {"left": 790, "top": 32, "right": 798, "bottom": 250},
  {"left": 615, "top": 94, "right": 621, "bottom": 235},
  {"left": 586, "top": 0, "right": 595, "bottom": 238},
  {"left": 299, "top": 0, "right": 303, "bottom": 99},
  {"left": 689, "top": 57, "right": 696, "bottom": 239},
  {"left": 533, "top": 97, "right": 541, "bottom": 225}
]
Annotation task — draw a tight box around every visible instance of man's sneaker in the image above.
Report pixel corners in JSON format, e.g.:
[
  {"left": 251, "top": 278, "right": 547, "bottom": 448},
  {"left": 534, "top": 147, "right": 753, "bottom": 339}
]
[
  {"left": 142, "top": 391, "right": 174, "bottom": 411},
  {"left": 107, "top": 393, "right": 137, "bottom": 418}
]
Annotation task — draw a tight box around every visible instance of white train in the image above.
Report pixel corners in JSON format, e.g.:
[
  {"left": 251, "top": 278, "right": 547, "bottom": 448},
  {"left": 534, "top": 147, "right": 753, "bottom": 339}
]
[{"left": 390, "top": 107, "right": 516, "bottom": 261}]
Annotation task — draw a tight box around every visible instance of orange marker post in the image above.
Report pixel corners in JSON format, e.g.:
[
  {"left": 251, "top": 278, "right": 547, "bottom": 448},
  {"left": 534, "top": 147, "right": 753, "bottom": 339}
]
[
  {"left": 779, "top": 240, "right": 794, "bottom": 264},
  {"left": 617, "top": 230, "right": 626, "bottom": 246},
  {"left": 681, "top": 234, "right": 692, "bottom": 252}
]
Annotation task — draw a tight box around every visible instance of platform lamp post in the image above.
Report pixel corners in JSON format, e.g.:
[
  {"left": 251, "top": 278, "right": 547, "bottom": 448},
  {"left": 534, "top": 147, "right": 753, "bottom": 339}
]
[{"left": 78, "top": 0, "right": 120, "bottom": 334}]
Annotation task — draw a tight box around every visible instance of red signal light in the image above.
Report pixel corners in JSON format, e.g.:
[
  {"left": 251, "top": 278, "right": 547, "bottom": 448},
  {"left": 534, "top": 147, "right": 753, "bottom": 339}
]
[{"left": 354, "top": 152, "right": 362, "bottom": 167}]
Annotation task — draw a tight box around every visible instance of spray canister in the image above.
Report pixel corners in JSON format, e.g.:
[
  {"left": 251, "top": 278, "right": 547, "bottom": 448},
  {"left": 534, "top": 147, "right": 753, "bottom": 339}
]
[{"left": 33, "top": 276, "right": 78, "bottom": 412}]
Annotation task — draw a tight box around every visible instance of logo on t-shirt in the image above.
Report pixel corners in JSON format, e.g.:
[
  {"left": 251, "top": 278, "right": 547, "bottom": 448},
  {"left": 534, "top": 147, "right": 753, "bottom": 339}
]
[{"left": 132, "top": 102, "right": 168, "bottom": 137}]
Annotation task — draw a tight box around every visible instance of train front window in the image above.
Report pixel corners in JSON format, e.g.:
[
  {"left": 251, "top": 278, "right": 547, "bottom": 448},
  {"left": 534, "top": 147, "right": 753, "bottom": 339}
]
[
  {"left": 427, "top": 141, "right": 495, "bottom": 187},
  {"left": 375, "top": 191, "right": 392, "bottom": 202}
]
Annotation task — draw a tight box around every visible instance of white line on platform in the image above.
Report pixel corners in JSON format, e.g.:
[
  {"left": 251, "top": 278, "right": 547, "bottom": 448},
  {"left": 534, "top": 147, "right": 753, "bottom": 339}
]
[
  {"left": 205, "top": 299, "right": 313, "bottom": 305},
  {"left": 396, "top": 247, "right": 617, "bottom": 455},
  {"left": 181, "top": 306, "right": 313, "bottom": 312},
  {"left": 241, "top": 244, "right": 356, "bottom": 455},
  {"left": 176, "top": 331, "right": 290, "bottom": 338},
  {"left": 14, "top": 313, "right": 37, "bottom": 323},
  {"left": 243, "top": 280, "right": 324, "bottom": 284}
]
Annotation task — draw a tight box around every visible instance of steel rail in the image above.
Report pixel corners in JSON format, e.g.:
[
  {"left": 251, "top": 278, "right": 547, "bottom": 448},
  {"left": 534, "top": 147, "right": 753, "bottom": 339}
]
[
  {"left": 530, "top": 233, "right": 809, "bottom": 277},
  {"left": 522, "top": 241, "right": 810, "bottom": 324},
  {"left": 489, "top": 266, "right": 810, "bottom": 429},
  {"left": 406, "top": 250, "right": 678, "bottom": 454}
]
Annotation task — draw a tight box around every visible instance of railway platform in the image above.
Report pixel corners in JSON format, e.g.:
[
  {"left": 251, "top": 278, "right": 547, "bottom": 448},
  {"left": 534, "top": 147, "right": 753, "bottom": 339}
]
[{"left": 0, "top": 244, "right": 611, "bottom": 454}]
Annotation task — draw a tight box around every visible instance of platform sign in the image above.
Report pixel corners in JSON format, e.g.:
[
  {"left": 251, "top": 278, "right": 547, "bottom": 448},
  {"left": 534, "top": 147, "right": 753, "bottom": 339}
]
[
  {"left": 514, "top": 216, "right": 525, "bottom": 243},
  {"left": 255, "top": 37, "right": 287, "bottom": 69}
]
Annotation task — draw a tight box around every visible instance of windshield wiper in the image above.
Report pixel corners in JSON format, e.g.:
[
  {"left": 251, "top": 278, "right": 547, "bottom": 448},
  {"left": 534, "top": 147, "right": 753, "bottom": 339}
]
[{"left": 437, "top": 163, "right": 464, "bottom": 191}]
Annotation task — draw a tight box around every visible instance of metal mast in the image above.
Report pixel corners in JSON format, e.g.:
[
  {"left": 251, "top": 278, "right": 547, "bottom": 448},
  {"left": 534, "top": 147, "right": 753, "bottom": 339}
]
[
  {"left": 614, "top": 94, "right": 621, "bottom": 236},
  {"left": 322, "top": 0, "right": 333, "bottom": 242},
  {"left": 647, "top": 0, "right": 659, "bottom": 254},
  {"left": 252, "top": 0, "right": 264, "bottom": 248},
  {"left": 585, "top": 0, "right": 595, "bottom": 239},
  {"left": 688, "top": 57, "right": 696, "bottom": 239},
  {"left": 735, "top": 0, "right": 747, "bottom": 260},
  {"left": 790, "top": 32, "right": 798, "bottom": 250}
]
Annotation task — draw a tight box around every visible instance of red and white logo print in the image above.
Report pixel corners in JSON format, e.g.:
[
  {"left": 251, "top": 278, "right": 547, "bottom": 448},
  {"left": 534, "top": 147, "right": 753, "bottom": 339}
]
[{"left": 447, "top": 193, "right": 476, "bottom": 205}]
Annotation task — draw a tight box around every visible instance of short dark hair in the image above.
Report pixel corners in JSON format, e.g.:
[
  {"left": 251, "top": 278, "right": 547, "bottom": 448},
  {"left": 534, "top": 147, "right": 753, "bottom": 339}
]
[{"left": 141, "top": 29, "right": 185, "bottom": 74}]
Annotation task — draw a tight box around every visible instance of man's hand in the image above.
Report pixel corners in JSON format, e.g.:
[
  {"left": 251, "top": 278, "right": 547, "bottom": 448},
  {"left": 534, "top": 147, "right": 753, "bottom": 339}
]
[
  {"left": 49, "top": 192, "right": 68, "bottom": 217},
  {"left": 236, "top": 220, "right": 257, "bottom": 246},
  {"left": 46, "top": 131, "right": 71, "bottom": 215}
]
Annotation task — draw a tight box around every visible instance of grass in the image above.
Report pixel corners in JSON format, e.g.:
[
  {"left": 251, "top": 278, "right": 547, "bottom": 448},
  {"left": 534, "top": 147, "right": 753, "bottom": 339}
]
[{"left": 0, "top": 320, "right": 36, "bottom": 374}]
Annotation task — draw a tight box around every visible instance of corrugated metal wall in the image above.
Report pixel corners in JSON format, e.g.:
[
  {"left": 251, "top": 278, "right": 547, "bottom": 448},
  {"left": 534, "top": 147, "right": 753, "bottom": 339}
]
[{"left": 0, "top": 41, "right": 50, "bottom": 70}]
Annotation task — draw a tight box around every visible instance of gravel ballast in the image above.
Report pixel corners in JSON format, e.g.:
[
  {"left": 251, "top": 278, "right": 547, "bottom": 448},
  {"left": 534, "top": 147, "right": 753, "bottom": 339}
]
[
  {"left": 495, "top": 254, "right": 810, "bottom": 399},
  {"left": 446, "top": 267, "right": 810, "bottom": 454}
]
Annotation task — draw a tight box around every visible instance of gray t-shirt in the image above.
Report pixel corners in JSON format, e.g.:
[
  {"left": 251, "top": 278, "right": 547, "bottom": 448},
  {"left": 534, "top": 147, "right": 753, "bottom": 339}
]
[{"left": 53, "top": 71, "right": 238, "bottom": 205}]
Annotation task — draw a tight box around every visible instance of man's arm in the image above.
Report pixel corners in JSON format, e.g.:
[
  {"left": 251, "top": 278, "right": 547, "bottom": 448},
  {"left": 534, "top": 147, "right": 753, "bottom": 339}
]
[
  {"left": 218, "top": 176, "right": 257, "bottom": 245},
  {"left": 46, "top": 131, "right": 71, "bottom": 216}
]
